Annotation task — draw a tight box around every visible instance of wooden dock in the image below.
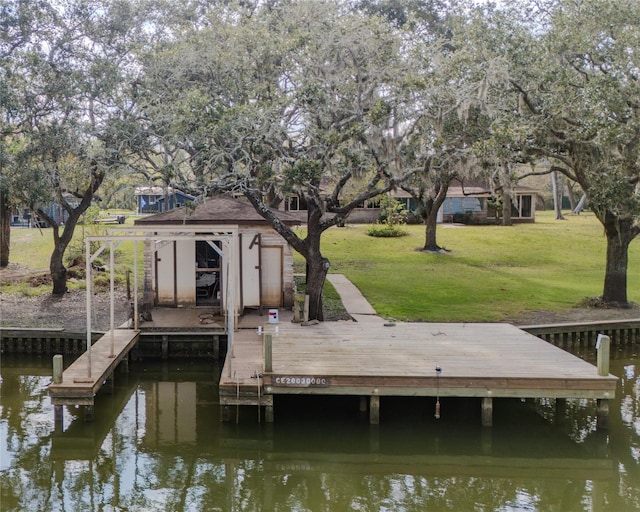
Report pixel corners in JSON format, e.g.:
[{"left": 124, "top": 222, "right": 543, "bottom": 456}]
[
  {"left": 49, "top": 329, "right": 139, "bottom": 422},
  {"left": 219, "top": 320, "right": 617, "bottom": 426}
]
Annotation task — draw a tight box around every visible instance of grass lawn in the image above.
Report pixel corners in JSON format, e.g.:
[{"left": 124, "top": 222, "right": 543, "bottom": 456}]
[
  {"left": 4, "top": 214, "right": 145, "bottom": 294},
  {"left": 295, "top": 210, "right": 640, "bottom": 322},
  {"left": 5, "top": 210, "right": 639, "bottom": 322}
]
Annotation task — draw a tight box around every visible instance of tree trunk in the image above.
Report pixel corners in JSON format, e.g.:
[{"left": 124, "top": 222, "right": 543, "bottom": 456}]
[
  {"left": 0, "top": 187, "right": 10, "bottom": 268},
  {"left": 303, "top": 201, "right": 328, "bottom": 321},
  {"left": 551, "top": 171, "right": 565, "bottom": 220},
  {"left": 421, "top": 181, "right": 449, "bottom": 252},
  {"left": 573, "top": 193, "right": 587, "bottom": 214},
  {"left": 423, "top": 207, "right": 440, "bottom": 251},
  {"left": 566, "top": 180, "right": 577, "bottom": 212},
  {"left": 601, "top": 212, "right": 636, "bottom": 305},
  {"left": 501, "top": 191, "right": 512, "bottom": 226},
  {"left": 40, "top": 194, "right": 98, "bottom": 296},
  {"left": 305, "top": 253, "right": 328, "bottom": 322},
  {"left": 50, "top": 240, "right": 68, "bottom": 295}
]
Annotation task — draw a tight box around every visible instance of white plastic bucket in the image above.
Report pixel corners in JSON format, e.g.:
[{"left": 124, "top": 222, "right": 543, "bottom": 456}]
[{"left": 268, "top": 309, "right": 279, "bottom": 324}]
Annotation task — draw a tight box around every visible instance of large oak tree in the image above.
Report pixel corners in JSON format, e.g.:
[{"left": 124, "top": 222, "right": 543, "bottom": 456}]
[{"left": 505, "top": 0, "right": 640, "bottom": 305}]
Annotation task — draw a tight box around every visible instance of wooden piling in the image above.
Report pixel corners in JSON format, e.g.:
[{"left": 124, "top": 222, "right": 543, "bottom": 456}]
[
  {"left": 596, "top": 399, "right": 610, "bottom": 430},
  {"left": 596, "top": 334, "right": 610, "bottom": 377},
  {"left": 481, "top": 397, "right": 493, "bottom": 427},
  {"left": 264, "top": 333, "right": 273, "bottom": 373},
  {"left": 369, "top": 395, "right": 380, "bottom": 424},
  {"left": 53, "top": 354, "right": 63, "bottom": 384}
]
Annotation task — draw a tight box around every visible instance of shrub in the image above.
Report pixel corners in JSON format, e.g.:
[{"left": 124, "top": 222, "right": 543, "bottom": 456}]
[{"left": 367, "top": 223, "right": 408, "bottom": 237}]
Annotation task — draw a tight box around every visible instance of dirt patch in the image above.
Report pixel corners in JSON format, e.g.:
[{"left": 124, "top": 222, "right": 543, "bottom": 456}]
[
  {"left": 0, "top": 288, "right": 132, "bottom": 331},
  {"left": 504, "top": 303, "right": 640, "bottom": 326}
]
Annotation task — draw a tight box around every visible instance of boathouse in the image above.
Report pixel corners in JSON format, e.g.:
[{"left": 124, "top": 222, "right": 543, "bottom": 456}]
[{"left": 133, "top": 194, "right": 301, "bottom": 314}]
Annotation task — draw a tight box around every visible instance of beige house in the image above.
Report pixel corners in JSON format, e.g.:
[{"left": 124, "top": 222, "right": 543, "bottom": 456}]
[{"left": 133, "top": 195, "right": 301, "bottom": 316}]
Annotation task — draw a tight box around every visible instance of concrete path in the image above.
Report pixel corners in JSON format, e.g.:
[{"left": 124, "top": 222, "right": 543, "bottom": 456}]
[{"left": 326, "top": 274, "right": 386, "bottom": 324}]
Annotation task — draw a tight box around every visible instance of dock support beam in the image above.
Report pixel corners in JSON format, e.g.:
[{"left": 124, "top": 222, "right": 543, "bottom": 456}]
[
  {"left": 369, "top": 395, "right": 380, "bottom": 424},
  {"left": 481, "top": 397, "right": 493, "bottom": 427},
  {"left": 53, "top": 354, "right": 63, "bottom": 384},
  {"left": 596, "top": 334, "right": 610, "bottom": 376},
  {"left": 264, "top": 334, "right": 272, "bottom": 373},
  {"left": 162, "top": 335, "right": 169, "bottom": 360},
  {"left": 52, "top": 355, "right": 64, "bottom": 426},
  {"left": 213, "top": 335, "right": 220, "bottom": 360},
  {"left": 596, "top": 399, "right": 610, "bottom": 430},
  {"left": 54, "top": 405, "right": 63, "bottom": 425},
  {"left": 264, "top": 396, "right": 274, "bottom": 423},
  {"left": 596, "top": 334, "right": 611, "bottom": 430}
]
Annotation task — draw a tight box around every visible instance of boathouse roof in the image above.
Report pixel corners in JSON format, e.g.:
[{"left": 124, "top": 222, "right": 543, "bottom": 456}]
[{"left": 134, "top": 194, "right": 302, "bottom": 226}]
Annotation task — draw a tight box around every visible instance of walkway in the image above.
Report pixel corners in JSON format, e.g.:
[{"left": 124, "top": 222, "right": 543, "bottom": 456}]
[{"left": 326, "top": 273, "right": 381, "bottom": 324}]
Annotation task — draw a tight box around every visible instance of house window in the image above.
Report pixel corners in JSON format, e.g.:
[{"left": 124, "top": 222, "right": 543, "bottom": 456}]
[
  {"left": 516, "top": 195, "right": 532, "bottom": 218},
  {"left": 286, "top": 195, "right": 308, "bottom": 211}
]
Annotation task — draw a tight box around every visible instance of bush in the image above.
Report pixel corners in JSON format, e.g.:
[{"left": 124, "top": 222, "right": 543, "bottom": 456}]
[{"left": 367, "top": 223, "right": 408, "bottom": 237}]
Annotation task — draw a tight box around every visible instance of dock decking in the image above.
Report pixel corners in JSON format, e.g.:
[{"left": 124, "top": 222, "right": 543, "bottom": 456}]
[
  {"left": 219, "top": 320, "right": 617, "bottom": 426},
  {"left": 49, "top": 329, "right": 139, "bottom": 421}
]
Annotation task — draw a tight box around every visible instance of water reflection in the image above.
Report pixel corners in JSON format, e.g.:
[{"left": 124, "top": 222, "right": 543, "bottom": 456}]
[{"left": 1, "top": 346, "right": 639, "bottom": 511}]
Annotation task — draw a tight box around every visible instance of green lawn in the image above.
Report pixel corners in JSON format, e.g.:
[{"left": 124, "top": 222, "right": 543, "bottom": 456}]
[
  {"left": 5, "top": 210, "right": 639, "bottom": 322},
  {"left": 296, "top": 211, "right": 640, "bottom": 322},
  {"left": 5, "top": 214, "right": 145, "bottom": 293}
]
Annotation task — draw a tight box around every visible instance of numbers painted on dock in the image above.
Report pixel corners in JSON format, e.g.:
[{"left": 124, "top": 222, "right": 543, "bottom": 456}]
[{"left": 273, "top": 375, "right": 330, "bottom": 387}]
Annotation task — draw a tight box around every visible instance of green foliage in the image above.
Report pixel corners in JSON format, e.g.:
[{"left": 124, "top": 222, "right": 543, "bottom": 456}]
[
  {"left": 377, "top": 195, "right": 407, "bottom": 226},
  {"left": 368, "top": 195, "right": 408, "bottom": 237},
  {"left": 367, "top": 223, "right": 408, "bottom": 238}
]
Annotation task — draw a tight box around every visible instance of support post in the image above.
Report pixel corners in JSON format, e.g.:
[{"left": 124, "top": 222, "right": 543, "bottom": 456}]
[
  {"left": 481, "top": 397, "right": 493, "bottom": 427},
  {"left": 85, "top": 238, "right": 92, "bottom": 378},
  {"left": 85, "top": 405, "right": 94, "bottom": 422},
  {"left": 595, "top": 334, "right": 611, "bottom": 430},
  {"left": 293, "top": 293, "right": 303, "bottom": 323},
  {"left": 265, "top": 396, "right": 274, "bottom": 423},
  {"left": 221, "top": 404, "right": 231, "bottom": 422},
  {"left": 596, "top": 399, "right": 610, "bottom": 430},
  {"left": 359, "top": 396, "right": 368, "bottom": 412},
  {"left": 162, "top": 335, "right": 169, "bottom": 360},
  {"left": 596, "top": 334, "right": 610, "bottom": 376},
  {"left": 264, "top": 333, "right": 272, "bottom": 373},
  {"left": 213, "top": 335, "right": 220, "bottom": 360},
  {"left": 53, "top": 354, "right": 63, "bottom": 384},
  {"left": 109, "top": 241, "right": 115, "bottom": 358},
  {"left": 369, "top": 395, "right": 380, "bottom": 424},
  {"left": 303, "top": 295, "right": 310, "bottom": 322},
  {"left": 54, "top": 405, "right": 63, "bottom": 426}
]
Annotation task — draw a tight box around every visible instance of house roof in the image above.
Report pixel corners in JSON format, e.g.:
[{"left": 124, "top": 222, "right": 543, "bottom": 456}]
[
  {"left": 134, "top": 194, "right": 302, "bottom": 226},
  {"left": 446, "top": 185, "right": 538, "bottom": 198}
]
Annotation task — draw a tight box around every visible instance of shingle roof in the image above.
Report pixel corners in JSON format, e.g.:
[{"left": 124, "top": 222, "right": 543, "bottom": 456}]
[{"left": 134, "top": 194, "right": 301, "bottom": 226}]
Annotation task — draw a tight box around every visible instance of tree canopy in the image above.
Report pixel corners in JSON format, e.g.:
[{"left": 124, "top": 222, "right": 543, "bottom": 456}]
[{"left": 1, "top": 0, "right": 638, "bottom": 311}]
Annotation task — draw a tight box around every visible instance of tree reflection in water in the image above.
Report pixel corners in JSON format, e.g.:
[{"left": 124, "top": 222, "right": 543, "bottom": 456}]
[{"left": 1, "top": 349, "right": 639, "bottom": 511}]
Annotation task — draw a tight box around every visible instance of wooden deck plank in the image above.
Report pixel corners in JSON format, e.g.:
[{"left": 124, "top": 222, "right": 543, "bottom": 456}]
[
  {"left": 219, "top": 321, "right": 617, "bottom": 401},
  {"left": 49, "top": 329, "right": 139, "bottom": 403}
]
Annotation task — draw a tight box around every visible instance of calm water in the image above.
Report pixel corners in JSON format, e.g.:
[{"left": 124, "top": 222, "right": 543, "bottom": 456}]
[{"left": 1, "top": 344, "right": 639, "bottom": 512}]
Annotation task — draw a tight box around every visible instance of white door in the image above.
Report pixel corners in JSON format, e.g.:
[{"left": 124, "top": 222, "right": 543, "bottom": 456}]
[{"left": 261, "top": 246, "right": 283, "bottom": 307}]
